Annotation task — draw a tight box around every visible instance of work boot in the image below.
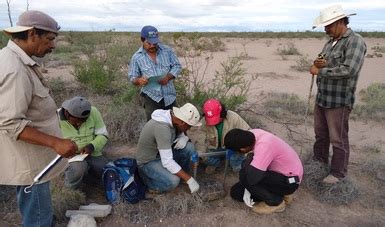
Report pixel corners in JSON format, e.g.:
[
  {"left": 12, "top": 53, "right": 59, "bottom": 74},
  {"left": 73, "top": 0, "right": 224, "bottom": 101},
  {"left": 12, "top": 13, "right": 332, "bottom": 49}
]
[
  {"left": 252, "top": 201, "right": 285, "bottom": 214},
  {"left": 283, "top": 194, "right": 294, "bottom": 205},
  {"left": 205, "top": 166, "right": 217, "bottom": 174},
  {"left": 322, "top": 174, "right": 342, "bottom": 184}
]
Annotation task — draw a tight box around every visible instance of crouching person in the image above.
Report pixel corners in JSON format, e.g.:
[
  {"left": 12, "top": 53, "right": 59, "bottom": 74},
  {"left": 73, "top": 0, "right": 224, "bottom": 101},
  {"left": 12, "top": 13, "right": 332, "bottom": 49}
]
[
  {"left": 58, "top": 96, "right": 109, "bottom": 189},
  {"left": 136, "top": 103, "right": 201, "bottom": 194},
  {"left": 224, "top": 128, "right": 303, "bottom": 214}
]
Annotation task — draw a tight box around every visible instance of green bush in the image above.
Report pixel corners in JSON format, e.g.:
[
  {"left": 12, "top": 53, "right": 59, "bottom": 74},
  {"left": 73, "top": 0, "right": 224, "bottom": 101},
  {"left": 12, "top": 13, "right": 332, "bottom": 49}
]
[
  {"left": 353, "top": 83, "right": 385, "bottom": 121},
  {"left": 74, "top": 56, "right": 116, "bottom": 94},
  {"left": 176, "top": 55, "right": 250, "bottom": 111}
]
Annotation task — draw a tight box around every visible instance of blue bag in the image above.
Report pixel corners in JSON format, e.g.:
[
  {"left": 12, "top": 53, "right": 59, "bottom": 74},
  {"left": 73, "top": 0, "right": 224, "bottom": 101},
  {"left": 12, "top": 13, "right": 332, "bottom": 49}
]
[{"left": 102, "top": 158, "right": 146, "bottom": 204}]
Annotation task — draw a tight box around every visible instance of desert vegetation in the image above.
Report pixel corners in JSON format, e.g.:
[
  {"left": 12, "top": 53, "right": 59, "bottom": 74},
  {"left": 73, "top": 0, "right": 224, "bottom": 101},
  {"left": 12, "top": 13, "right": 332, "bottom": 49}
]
[{"left": 1, "top": 31, "right": 385, "bottom": 226}]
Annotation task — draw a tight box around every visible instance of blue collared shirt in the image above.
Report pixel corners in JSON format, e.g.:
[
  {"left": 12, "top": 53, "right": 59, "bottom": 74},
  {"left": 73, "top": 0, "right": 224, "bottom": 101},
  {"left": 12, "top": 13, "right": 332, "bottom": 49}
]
[{"left": 128, "top": 43, "right": 181, "bottom": 106}]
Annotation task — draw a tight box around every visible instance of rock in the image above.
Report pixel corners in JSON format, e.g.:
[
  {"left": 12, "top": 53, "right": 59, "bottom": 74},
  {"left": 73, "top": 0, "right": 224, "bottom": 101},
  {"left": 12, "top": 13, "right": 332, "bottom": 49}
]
[{"left": 67, "top": 214, "right": 96, "bottom": 227}]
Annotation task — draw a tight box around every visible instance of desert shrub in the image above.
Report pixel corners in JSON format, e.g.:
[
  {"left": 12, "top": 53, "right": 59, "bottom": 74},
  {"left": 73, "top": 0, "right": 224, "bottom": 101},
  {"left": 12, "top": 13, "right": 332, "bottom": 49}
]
[
  {"left": 71, "top": 35, "right": 135, "bottom": 95},
  {"left": 353, "top": 83, "right": 385, "bottom": 121},
  {"left": 74, "top": 56, "right": 116, "bottom": 94},
  {"left": 291, "top": 55, "right": 312, "bottom": 72},
  {"left": 176, "top": 55, "right": 251, "bottom": 111},
  {"left": 173, "top": 35, "right": 225, "bottom": 56},
  {"left": 372, "top": 45, "right": 385, "bottom": 53},
  {"left": 173, "top": 35, "right": 250, "bottom": 110},
  {"left": 263, "top": 92, "right": 307, "bottom": 118},
  {"left": 104, "top": 97, "right": 146, "bottom": 144},
  {"left": 277, "top": 43, "right": 300, "bottom": 56},
  {"left": 51, "top": 178, "right": 86, "bottom": 221}
]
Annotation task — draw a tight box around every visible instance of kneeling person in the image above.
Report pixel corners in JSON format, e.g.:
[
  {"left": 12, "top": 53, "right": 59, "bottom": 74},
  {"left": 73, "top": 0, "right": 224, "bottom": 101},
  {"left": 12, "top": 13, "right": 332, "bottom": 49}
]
[
  {"left": 136, "top": 103, "right": 201, "bottom": 194},
  {"left": 58, "top": 96, "right": 109, "bottom": 189},
  {"left": 224, "top": 128, "right": 303, "bottom": 214}
]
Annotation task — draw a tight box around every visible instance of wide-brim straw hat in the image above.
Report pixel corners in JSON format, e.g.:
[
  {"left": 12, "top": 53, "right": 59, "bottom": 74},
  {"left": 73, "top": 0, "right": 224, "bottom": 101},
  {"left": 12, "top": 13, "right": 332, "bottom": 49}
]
[{"left": 312, "top": 5, "right": 356, "bottom": 29}]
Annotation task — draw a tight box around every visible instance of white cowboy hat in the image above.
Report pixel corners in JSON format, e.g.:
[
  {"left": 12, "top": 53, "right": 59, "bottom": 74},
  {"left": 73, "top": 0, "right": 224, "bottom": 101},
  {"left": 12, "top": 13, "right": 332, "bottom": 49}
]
[
  {"left": 312, "top": 5, "right": 356, "bottom": 29},
  {"left": 173, "top": 103, "right": 202, "bottom": 127}
]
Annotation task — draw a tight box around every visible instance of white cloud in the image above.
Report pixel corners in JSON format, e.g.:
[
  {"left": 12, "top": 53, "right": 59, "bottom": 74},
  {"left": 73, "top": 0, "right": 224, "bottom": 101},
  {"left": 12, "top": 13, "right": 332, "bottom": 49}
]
[{"left": 1, "top": 0, "right": 384, "bottom": 31}]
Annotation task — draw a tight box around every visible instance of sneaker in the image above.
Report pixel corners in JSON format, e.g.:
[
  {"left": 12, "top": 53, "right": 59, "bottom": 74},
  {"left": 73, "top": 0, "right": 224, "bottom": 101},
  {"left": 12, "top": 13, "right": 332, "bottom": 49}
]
[
  {"left": 252, "top": 201, "right": 285, "bottom": 214},
  {"left": 322, "top": 174, "right": 342, "bottom": 184},
  {"left": 283, "top": 194, "right": 294, "bottom": 205},
  {"left": 205, "top": 166, "right": 217, "bottom": 174}
]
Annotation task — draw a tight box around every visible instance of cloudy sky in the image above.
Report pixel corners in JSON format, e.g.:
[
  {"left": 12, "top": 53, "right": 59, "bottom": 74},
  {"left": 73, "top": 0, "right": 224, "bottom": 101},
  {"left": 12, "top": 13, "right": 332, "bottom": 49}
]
[{"left": 1, "top": 0, "right": 385, "bottom": 32}]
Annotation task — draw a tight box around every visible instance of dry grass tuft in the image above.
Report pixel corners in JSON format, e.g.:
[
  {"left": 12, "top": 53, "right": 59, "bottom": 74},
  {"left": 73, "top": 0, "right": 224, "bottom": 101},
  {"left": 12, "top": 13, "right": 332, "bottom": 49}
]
[
  {"left": 302, "top": 158, "right": 329, "bottom": 191},
  {"left": 109, "top": 192, "right": 208, "bottom": 224},
  {"left": 361, "top": 159, "right": 385, "bottom": 183},
  {"left": 51, "top": 179, "right": 86, "bottom": 221},
  {"left": 303, "top": 158, "right": 360, "bottom": 205},
  {"left": 317, "top": 178, "right": 360, "bottom": 205}
]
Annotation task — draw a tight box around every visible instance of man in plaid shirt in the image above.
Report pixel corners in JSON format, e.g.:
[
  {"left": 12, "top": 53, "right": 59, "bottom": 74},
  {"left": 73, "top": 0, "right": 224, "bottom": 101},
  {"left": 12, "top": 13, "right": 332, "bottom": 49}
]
[{"left": 310, "top": 5, "right": 367, "bottom": 184}]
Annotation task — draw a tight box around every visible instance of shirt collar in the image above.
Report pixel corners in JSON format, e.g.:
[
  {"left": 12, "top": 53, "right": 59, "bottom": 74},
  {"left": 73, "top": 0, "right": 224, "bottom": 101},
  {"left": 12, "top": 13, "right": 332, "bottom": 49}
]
[
  {"left": 328, "top": 28, "right": 352, "bottom": 43},
  {"left": 7, "top": 40, "right": 38, "bottom": 67}
]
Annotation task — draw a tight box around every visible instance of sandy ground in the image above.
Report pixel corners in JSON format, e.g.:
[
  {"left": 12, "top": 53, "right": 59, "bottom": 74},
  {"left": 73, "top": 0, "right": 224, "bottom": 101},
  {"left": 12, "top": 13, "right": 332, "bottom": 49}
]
[{"left": 4, "top": 37, "right": 384, "bottom": 226}]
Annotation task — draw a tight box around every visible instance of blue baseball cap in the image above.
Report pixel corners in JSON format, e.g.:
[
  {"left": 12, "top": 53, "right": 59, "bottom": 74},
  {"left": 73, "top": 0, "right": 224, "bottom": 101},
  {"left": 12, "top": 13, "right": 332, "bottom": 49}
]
[{"left": 140, "top": 25, "right": 160, "bottom": 44}]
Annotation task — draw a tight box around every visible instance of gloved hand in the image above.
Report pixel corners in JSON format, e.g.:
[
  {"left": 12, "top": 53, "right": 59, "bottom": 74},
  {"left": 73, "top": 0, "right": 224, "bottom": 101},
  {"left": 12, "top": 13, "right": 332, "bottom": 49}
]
[
  {"left": 243, "top": 188, "right": 255, "bottom": 207},
  {"left": 173, "top": 133, "right": 189, "bottom": 149},
  {"left": 186, "top": 177, "right": 200, "bottom": 193}
]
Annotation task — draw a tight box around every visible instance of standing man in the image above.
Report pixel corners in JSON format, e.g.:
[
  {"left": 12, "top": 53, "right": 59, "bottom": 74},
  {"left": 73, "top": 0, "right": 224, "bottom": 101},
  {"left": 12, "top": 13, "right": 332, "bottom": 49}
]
[
  {"left": 58, "top": 96, "right": 109, "bottom": 190},
  {"left": 136, "top": 103, "right": 201, "bottom": 194},
  {"left": 310, "top": 5, "right": 366, "bottom": 184},
  {"left": 128, "top": 25, "right": 182, "bottom": 120},
  {"left": 0, "top": 11, "right": 77, "bottom": 226},
  {"left": 224, "top": 129, "right": 303, "bottom": 214}
]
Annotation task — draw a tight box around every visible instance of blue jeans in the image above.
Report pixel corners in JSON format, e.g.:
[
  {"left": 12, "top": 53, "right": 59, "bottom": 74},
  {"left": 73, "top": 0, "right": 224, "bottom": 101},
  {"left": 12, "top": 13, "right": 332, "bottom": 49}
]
[
  {"left": 65, "top": 155, "right": 108, "bottom": 189},
  {"left": 205, "top": 149, "right": 245, "bottom": 171},
  {"left": 16, "top": 181, "right": 53, "bottom": 227},
  {"left": 138, "top": 142, "right": 196, "bottom": 192}
]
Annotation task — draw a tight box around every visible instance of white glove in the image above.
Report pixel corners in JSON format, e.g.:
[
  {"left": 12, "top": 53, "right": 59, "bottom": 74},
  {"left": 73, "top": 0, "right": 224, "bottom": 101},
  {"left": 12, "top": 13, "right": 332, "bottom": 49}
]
[
  {"left": 243, "top": 189, "right": 255, "bottom": 207},
  {"left": 173, "top": 133, "right": 189, "bottom": 149},
  {"left": 186, "top": 177, "right": 200, "bottom": 193}
]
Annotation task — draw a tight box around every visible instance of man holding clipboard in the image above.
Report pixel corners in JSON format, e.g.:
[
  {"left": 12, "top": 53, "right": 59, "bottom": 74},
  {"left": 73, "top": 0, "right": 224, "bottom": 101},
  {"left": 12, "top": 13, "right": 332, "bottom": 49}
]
[{"left": 129, "top": 25, "right": 182, "bottom": 120}]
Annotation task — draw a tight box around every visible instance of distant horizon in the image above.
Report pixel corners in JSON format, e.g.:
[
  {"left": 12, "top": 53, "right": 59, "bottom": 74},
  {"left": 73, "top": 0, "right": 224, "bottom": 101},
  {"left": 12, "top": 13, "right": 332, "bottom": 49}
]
[{"left": 1, "top": 0, "right": 385, "bottom": 32}]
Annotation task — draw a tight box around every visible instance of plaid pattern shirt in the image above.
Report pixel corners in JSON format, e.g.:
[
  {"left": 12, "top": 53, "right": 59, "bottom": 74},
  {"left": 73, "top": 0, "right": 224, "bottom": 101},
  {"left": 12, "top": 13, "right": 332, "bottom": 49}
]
[
  {"left": 128, "top": 44, "right": 181, "bottom": 106},
  {"left": 316, "top": 29, "right": 367, "bottom": 108}
]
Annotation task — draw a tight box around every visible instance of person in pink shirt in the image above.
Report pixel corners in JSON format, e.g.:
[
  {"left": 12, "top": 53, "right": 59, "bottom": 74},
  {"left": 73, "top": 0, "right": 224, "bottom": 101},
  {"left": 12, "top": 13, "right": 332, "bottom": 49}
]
[{"left": 224, "top": 128, "right": 303, "bottom": 214}]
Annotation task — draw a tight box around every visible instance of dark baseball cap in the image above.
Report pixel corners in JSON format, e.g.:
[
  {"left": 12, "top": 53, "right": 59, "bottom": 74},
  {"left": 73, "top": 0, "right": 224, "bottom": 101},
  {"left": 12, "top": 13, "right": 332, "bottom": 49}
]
[{"left": 140, "top": 25, "right": 160, "bottom": 44}]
